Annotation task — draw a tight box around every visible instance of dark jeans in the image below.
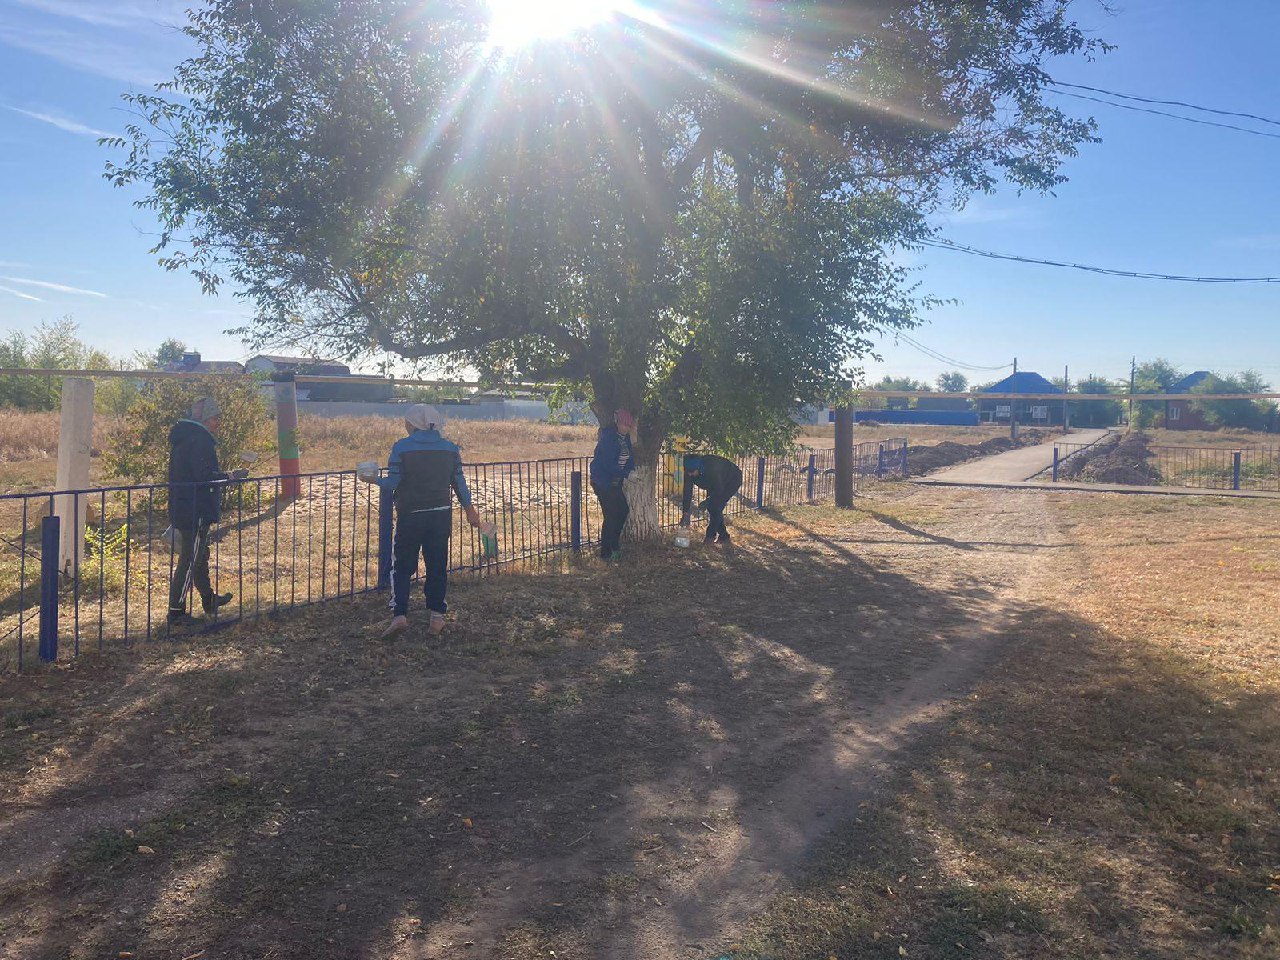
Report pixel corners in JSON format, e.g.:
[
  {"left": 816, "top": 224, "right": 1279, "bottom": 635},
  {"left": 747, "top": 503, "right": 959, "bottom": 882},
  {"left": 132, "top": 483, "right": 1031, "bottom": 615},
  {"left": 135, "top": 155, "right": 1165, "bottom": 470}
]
[
  {"left": 392, "top": 509, "right": 452, "bottom": 616},
  {"left": 593, "top": 481, "right": 629, "bottom": 558},
  {"left": 168, "top": 525, "right": 213, "bottom": 613},
  {"left": 704, "top": 492, "right": 734, "bottom": 543}
]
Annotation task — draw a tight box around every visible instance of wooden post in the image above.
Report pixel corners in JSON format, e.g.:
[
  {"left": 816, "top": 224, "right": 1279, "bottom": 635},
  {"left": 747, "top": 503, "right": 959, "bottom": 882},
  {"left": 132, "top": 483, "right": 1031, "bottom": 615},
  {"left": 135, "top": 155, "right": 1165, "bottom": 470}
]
[
  {"left": 54, "top": 377, "right": 94, "bottom": 576},
  {"left": 834, "top": 405, "right": 854, "bottom": 508}
]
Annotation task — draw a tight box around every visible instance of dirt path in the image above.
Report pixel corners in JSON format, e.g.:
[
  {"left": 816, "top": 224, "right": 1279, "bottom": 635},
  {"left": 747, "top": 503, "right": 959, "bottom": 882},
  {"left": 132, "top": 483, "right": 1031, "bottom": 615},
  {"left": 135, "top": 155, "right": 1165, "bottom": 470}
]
[
  {"left": 0, "top": 486, "right": 1076, "bottom": 960},
  {"left": 920, "top": 429, "right": 1109, "bottom": 484}
]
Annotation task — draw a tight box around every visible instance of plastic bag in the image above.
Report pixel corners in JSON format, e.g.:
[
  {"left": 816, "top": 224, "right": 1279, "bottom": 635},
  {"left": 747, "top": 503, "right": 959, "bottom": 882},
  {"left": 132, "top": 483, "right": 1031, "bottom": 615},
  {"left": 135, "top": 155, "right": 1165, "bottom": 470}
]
[{"left": 479, "top": 521, "right": 499, "bottom": 560}]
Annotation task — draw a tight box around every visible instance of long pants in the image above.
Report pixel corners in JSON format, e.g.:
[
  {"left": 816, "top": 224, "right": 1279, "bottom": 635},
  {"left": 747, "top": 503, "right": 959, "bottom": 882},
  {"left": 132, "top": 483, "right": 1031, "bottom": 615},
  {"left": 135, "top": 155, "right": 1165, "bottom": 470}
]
[
  {"left": 593, "top": 482, "right": 629, "bottom": 558},
  {"left": 704, "top": 491, "right": 734, "bottom": 543},
  {"left": 392, "top": 509, "right": 452, "bottom": 616},
  {"left": 169, "top": 525, "right": 213, "bottom": 613}
]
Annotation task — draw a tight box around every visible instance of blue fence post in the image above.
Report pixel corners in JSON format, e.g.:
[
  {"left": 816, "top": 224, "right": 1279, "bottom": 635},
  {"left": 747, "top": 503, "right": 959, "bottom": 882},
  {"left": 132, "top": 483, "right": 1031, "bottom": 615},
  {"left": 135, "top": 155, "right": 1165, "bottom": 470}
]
[
  {"left": 39, "top": 515, "right": 59, "bottom": 663},
  {"left": 1232, "top": 450, "right": 1242, "bottom": 491},
  {"left": 570, "top": 470, "right": 582, "bottom": 553},
  {"left": 376, "top": 486, "right": 394, "bottom": 588},
  {"left": 899, "top": 440, "right": 908, "bottom": 476},
  {"left": 756, "top": 457, "right": 767, "bottom": 509},
  {"left": 806, "top": 453, "right": 816, "bottom": 503},
  {"left": 1052, "top": 446, "right": 1060, "bottom": 482},
  {"left": 876, "top": 446, "right": 886, "bottom": 477}
]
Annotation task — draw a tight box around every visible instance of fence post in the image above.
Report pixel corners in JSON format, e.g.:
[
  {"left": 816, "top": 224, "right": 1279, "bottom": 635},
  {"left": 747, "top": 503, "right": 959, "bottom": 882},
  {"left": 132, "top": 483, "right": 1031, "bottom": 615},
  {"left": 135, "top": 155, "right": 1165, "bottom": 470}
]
[
  {"left": 1052, "top": 446, "right": 1060, "bottom": 482},
  {"left": 899, "top": 440, "right": 908, "bottom": 476},
  {"left": 834, "top": 405, "right": 854, "bottom": 509},
  {"left": 806, "top": 453, "right": 816, "bottom": 504},
  {"left": 570, "top": 470, "right": 582, "bottom": 553},
  {"left": 755, "top": 457, "right": 767, "bottom": 509},
  {"left": 376, "top": 486, "right": 394, "bottom": 588},
  {"left": 876, "top": 446, "right": 886, "bottom": 477},
  {"left": 1232, "top": 450, "right": 1242, "bottom": 491},
  {"left": 39, "top": 516, "right": 59, "bottom": 663}
]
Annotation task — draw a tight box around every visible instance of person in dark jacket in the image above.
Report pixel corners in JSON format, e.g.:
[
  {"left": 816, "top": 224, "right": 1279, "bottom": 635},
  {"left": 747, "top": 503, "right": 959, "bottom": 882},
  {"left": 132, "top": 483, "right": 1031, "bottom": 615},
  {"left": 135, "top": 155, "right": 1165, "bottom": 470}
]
[
  {"left": 167, "top": 397, "right": 246, "bottom": 623},
  {"left": 589, "top": 409, "right": 636, "bottom": 560},
  {"left": 681, "top": 453, "right": 743, "bottom": 546},
  {"left": 361, "top": 404, "right": 480, "bottom": 639}
]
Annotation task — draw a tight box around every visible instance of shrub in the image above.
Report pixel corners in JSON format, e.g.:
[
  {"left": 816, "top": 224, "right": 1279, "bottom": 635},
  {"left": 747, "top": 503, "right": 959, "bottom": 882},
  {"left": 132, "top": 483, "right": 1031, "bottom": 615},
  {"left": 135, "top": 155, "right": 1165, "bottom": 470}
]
[{"left": 103, "top": 376, "right": 276, "bottom": 484}]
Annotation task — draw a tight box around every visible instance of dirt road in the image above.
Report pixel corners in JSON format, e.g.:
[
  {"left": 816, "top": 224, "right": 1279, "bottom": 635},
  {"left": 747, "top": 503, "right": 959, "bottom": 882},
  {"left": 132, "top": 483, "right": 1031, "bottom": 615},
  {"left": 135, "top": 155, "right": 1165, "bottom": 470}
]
[{"left": 0, "top": 486, "right": 1075, "bottom": 959}]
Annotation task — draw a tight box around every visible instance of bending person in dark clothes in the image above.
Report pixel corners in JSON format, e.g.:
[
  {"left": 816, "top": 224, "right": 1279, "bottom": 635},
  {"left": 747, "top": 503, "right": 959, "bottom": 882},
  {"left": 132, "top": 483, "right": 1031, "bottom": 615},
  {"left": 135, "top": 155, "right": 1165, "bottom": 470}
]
[
  {"left": 362, "top": 404, "right": 481, "bottom": 640},
  {"left": 589, "top": 408, "right": 636, "bottom": 560},
  {"left": 681, "top": 454, "right": 743, "bottom": 546}
]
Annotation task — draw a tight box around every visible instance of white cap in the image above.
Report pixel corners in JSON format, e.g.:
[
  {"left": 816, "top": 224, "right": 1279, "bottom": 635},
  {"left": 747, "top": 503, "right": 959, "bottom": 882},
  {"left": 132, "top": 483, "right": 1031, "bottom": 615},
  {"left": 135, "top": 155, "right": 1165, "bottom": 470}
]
[{"left": 405, "top": 404, "right": 445, "bottom": 431}]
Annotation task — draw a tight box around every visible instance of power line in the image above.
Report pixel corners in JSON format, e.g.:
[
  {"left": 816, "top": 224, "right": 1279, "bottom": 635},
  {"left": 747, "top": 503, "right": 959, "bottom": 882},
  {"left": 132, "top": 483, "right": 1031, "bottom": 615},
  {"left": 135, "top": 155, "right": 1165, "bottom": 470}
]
[
  {"left": 893, "top": 331, "right": 1012, "bottom": 372},
  {"left": 1051, "top": 89, "right": 1280, "bottom": 140},
  {"left": 921, "top": 238, "right": 1280, "bottom": 284},
  {"left": 1050, "top": 80, "right": 1280, "bottom": 129}
]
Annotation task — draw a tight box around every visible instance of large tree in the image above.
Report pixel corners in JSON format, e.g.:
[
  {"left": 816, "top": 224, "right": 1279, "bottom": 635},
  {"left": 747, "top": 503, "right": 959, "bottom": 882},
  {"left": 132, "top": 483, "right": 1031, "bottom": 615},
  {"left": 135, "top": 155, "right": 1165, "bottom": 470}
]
[{"left": 107, "top": 0, "right": 1103, "bottom": 531}]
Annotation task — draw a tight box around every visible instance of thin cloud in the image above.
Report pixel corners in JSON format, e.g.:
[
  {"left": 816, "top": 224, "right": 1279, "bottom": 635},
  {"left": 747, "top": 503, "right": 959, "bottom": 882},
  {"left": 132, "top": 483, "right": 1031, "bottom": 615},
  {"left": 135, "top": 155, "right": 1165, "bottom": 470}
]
[
  {"left": 2, "top": 276, "right": 108, "bottom": 298},
  {"left": 0, "top": 20, "right": 183, "bottom": 86},
  {"left": 6, "top": 106, "right": 113, "bottom": 139},
  {"left": 12, "top": 1, "right": 188, "bottom": 30},
  {"left": 0, "top": 285, "right": 43, "bottom": 303}
]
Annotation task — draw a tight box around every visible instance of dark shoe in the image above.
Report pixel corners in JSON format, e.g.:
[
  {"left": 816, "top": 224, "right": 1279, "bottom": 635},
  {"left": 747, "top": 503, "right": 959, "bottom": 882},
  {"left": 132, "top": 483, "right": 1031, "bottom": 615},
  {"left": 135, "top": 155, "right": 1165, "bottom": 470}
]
[
  {"left": 168, "top": 610, "right": 198, "bottom": 626},
  {"left": 203, "top": 592, "right": 233, "bottom": 615}
]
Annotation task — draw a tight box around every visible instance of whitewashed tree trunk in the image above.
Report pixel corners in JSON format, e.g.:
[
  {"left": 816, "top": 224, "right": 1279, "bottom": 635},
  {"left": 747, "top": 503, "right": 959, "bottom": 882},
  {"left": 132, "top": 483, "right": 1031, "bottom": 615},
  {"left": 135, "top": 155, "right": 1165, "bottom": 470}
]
[{"left": 623, "top": 459, "right": 661, "bottom": 542}]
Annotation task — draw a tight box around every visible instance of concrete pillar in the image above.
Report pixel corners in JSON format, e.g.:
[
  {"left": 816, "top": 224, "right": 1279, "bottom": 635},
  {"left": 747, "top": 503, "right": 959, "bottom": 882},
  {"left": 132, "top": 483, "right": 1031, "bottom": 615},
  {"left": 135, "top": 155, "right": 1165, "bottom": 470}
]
[
  {"left": 834, "top": 405, "right": 854, "bottom": 508},
  {"left": 54, "top": 377, "right": 94, "bottom": 576}
]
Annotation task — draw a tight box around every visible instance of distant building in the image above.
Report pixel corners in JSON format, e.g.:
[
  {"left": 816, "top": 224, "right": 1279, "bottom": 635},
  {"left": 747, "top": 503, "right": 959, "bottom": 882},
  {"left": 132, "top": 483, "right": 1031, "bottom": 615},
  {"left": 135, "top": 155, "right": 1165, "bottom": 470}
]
[
  {"left": 162, "top": 351, "right": 245, "bottom": 375},
  {"left": 1164, "top": 370, "right": 1213, "bottom": 430},
  {"left": 245, "top": 354, "right": 393, "bottom": 402},
  {"left": 979, "top": 371, "right": 1063, "bottom": 426}
]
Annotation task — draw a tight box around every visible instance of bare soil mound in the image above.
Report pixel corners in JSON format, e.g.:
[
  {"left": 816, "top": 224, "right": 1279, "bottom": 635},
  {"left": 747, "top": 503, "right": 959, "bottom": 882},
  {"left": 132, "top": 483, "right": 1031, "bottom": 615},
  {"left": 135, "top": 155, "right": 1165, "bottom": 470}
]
[
  {"left": 1077, "top": 432, "right": 1162, "bottom": 485},
  {"left": 905, "top": 430, "right": 1046, "bottom": 477}
]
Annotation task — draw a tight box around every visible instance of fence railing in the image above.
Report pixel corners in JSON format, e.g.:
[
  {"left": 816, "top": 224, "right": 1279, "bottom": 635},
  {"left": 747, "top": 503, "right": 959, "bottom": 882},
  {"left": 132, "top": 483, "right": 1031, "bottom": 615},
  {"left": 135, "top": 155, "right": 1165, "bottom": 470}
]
[
  {"left": 3, "top": 441, "right": 908, "bottom": 671},
  {"left": 1052, "top": 437, "right": 1280, "bottom": 491},
  {"left": 1050, "top": 434, "right": 1116, "bottom": 482},
  {"left": 1150, "top": 444, "right": 1280, "bottom": 492}
]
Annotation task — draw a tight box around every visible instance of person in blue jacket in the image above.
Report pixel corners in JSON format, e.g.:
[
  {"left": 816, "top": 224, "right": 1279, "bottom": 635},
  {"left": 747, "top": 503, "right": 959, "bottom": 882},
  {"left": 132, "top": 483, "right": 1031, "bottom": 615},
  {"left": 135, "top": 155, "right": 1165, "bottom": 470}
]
[
  {"left": 166, "top": 397, "right": 247, "bottom": 623},
  {"left": 361, "top": 404, "right": 480, "bottom": 639},
  {"left": 590, "top": 409, "right": 636, "bottom": 560}
]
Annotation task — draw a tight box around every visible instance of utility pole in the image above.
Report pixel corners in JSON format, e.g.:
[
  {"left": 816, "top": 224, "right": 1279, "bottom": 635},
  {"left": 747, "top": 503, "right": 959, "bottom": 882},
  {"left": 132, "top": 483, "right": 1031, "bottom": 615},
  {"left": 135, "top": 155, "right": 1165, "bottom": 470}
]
[
  {"left": 1063, "top": 364, "right": 1070, "bottom": 434},
  {"left": 1010, "top": 357, "right": 1018, "bottom": 440},
  {"left": 1128, "top": 356, "right": 1137, "bottom": 432}
]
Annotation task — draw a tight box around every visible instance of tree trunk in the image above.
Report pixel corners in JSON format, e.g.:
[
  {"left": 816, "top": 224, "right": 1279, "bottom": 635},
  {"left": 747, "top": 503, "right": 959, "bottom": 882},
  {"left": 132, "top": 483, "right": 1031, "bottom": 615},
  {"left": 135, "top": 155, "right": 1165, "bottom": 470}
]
[{"left": 623, "top": 438, "right": 662, "bottom": 541}]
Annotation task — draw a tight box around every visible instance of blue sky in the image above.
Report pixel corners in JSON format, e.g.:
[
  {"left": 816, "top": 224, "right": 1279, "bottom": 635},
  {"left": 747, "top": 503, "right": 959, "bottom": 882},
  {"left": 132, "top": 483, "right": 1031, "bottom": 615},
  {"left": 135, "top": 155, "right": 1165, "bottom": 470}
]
[{"left": 0, "top": 0, "right": 1276, "bottom": 386}]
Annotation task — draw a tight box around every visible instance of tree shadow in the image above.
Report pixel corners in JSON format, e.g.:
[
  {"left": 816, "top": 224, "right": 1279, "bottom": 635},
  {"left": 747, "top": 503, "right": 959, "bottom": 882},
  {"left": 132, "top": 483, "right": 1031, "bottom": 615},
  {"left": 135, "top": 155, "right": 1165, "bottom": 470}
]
[{"left": 1, "top": 506, "right": 1274, "bottom": 959}]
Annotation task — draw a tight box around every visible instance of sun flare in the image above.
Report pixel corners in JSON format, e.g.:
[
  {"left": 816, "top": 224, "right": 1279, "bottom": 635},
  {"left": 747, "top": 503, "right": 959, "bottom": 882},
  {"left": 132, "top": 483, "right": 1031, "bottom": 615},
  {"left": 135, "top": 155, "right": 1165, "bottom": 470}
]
[{"left": 485, "top": 0, "right": 622, "bottom": 49}]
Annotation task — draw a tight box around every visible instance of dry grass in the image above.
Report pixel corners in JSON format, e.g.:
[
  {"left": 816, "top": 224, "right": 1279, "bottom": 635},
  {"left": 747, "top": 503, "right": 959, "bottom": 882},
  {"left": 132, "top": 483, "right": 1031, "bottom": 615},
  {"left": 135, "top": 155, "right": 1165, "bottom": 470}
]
[
  {"left": 1149, "top": 427, "right": 1278, "bottom": 448},
  {"left": 730, "top": 492, "right": 1280, "bottom": 959}
]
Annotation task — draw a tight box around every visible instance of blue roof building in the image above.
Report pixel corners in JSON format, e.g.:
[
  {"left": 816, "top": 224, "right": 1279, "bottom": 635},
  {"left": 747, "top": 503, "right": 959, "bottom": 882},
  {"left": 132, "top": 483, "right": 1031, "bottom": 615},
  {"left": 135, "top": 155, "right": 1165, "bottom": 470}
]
[
  {"left": 981, "top": 372, "right": 1063, "bottom": 395},
  {"left": 979, "top": 371, "right": 1063, "bottom": 425}
]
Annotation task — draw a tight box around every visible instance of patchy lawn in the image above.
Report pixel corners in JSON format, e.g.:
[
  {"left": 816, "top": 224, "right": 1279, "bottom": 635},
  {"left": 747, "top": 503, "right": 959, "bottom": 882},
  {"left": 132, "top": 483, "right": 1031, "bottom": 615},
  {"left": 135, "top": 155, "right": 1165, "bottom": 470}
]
[{"left": 1, "top": 486, "right": 1276, "bottom": 959}]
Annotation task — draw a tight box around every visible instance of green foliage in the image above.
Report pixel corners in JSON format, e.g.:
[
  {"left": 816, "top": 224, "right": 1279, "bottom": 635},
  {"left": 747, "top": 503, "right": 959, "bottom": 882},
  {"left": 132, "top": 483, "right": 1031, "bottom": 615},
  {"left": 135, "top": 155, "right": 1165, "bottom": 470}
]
[
  {"left": 106, "top": 0, "right": 1104, "bottom": 465},
  {"left": 1132, "top": 358, "right": 1184, "bottom": 428},
  {"left": 936, "top": 371, "right": 968, "bottom": 393},
  {"left": 1070, "top": 375, "right": 1124, "bottom": 428},
  {"left": 0, "top": 318, "right": 113, "bottom": 411},
  {"left": 102, "top": 376, "right": 275, "bottom": 484},
  {"left": 1190, "top": 371, "right": 1275, "bottom": 430}
]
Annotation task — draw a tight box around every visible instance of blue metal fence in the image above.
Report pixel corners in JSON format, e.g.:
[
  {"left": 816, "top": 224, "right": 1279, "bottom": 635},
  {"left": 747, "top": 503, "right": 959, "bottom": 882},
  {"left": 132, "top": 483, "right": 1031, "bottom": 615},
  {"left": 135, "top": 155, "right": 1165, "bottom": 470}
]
[{"left": 2, "top": 441, "right": 907, "bottom": 671}]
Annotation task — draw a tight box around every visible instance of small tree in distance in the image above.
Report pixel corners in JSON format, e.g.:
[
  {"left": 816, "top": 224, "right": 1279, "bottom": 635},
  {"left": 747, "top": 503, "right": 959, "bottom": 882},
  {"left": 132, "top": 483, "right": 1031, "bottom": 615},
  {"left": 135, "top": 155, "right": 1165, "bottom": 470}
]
[{"left": 936, "top": 371, "right": 968, "bottom": 393}]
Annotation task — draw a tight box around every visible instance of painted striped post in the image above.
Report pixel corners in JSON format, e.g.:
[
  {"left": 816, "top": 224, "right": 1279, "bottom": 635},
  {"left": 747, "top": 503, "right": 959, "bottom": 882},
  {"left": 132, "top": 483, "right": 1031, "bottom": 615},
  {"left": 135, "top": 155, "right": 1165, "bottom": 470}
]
[
  {"left": 39, "top": 516, "right": 59, "bottom": 663},
  {"left": 570, "top": 470, "right": 582, "bottom": 553},
  {"left": 274, "top": 373, "right": 301, "bottom": 498}
]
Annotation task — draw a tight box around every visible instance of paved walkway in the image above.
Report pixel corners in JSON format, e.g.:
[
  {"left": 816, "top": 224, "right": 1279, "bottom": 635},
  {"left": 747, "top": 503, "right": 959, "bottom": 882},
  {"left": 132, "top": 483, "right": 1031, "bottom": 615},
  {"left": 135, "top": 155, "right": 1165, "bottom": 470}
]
[
  {"left": 920, "top": 429, "right": 1110, "bottom": 484},
  {"left": 915, "top": 476, "right": 1280, "bottom": 499}
]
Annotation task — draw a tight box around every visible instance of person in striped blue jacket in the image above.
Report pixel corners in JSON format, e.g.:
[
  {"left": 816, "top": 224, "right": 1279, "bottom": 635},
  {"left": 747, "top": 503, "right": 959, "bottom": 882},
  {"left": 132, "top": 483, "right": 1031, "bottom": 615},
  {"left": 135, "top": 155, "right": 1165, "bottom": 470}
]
[{"left": 589, "top": 409, "right": 636, "bottom": 560}]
